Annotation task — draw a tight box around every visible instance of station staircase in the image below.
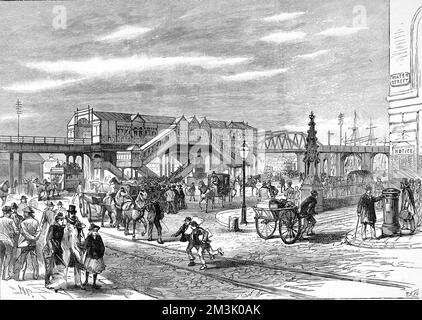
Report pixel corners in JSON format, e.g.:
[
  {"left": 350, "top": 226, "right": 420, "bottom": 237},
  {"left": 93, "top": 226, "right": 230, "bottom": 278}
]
[
  {"left": 103, "top": 161, "right": 131, "bottom": 180},
  {"left": 128, "top": 121, "right": 242, "bottom": 179},
  {"left": 169, "top": 162, "right": 195, "bottom": 181}
]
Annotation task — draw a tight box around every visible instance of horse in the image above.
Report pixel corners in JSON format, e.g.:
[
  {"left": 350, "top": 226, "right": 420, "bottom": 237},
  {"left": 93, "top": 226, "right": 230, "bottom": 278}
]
[
  {"left": 61, "top": 222, "right": 85, "bottom": 289},
  {"left": 199, "top": 184, "right": 215, "bottom": 213},
  {"left": 115, "top": 193, "right": 147, "bottom": 240},
  {"left": 0, "top": 180, "right": 10, "bottom": 207},
  {"left": 47, "top": 180, "right": 58, "bottom": 198},
  {"left": 34, "top": 178, "right": 47, "bottom": 201}
]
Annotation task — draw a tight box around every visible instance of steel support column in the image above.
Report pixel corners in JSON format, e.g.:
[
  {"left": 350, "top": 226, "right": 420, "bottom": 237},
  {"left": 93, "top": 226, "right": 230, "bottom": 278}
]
[
  {"left": 18, "top": 153, "right": 23, "bottom": 195},
  {"left": 9, "top": 153, "right": 14, "bottom": 191}
]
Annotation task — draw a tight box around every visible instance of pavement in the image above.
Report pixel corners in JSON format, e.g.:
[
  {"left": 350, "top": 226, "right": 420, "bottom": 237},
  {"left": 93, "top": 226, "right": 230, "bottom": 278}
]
[
  {"left": 0, "top": 193, "right": 155, "bottom": 300},
  {"left": 3, "top": 191, "right": 422, "bottom": 299},
  {"left": 345, "top": 222, "right": 422, "bottom": 249},
  {"left": 216, "top": 199, "right": 422, "bottom": 250}
]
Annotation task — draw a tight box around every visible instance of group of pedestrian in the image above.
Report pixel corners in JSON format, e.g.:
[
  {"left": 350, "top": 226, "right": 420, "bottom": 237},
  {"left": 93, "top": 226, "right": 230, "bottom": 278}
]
[
  {"left": 164, "top": 184, "right": 186, "bottom": 214},
  {"left": 0, "top": 195, "right": 106, "bottom": 291},
  {"left": 0, "top": 195, "right": 40, "bottom": 281}
]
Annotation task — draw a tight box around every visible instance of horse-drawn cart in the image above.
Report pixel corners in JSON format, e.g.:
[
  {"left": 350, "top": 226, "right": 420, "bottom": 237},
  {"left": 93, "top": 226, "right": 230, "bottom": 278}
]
[
  {"left": 79, "top": 192, "right": 108, "bottom": 222},
  {"left": 252, "top": 198, "right": 302, "bottom": 244}
]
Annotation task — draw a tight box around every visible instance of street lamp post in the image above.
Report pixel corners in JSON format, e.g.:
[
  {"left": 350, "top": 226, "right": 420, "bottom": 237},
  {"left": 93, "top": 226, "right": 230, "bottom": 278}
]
[{"left": 239, "top": 140, "right": 249, "bottom": 225}]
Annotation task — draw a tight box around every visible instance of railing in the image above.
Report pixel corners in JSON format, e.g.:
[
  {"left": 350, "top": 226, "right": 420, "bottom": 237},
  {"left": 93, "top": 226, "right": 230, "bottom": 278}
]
[
  {"left": 0, "top": 135, "right": 92, "bottom": 145},
  {"left": 322, "top": 182, "right": 374, "bottom": 199}
]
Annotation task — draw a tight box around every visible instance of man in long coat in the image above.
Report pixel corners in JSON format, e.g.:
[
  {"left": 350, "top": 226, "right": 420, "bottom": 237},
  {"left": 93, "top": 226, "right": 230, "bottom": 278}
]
[
  {"left": 357, "top": 185, "right": 384, "bottom": 240},
  {"left": 0, "top": 206, "right": 20, "bottom": 280},
  {"left": 43, "top": 213, "right": 65, "bottom": 288},
  {"left": 15, "top": 206, "right": 40, "bottom": 281},
  {"left": 300, "top": 190, "right": 319, "bottom": 237}
]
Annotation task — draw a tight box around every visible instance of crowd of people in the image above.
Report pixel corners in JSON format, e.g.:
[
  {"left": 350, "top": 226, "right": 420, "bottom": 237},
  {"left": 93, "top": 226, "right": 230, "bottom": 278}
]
[{"left": 0, "top": 195, "right": 106, "bottom": 291}]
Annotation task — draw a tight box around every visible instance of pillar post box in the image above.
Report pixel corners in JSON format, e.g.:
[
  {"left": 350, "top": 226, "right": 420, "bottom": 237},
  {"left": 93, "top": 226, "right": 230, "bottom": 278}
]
[{"left": 381, "top": 188, "right": 401, "bottom": 237}]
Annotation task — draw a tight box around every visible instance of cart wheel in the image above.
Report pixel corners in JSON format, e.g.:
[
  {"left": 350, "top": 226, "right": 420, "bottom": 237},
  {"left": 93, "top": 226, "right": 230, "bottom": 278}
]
[
  {"left": 255, "top": 210, "right": 277, "bottom": 239},
  {"left": 279, "top": 209, "right": 301, "bottom": 244}
]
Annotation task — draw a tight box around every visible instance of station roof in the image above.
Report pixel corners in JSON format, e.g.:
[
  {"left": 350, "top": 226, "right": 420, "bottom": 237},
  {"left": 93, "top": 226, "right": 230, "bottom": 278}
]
[
  {"left": 93, "top": 111, "right": 175, "bottom": 125},
  {"left": 86, "top": 109, "right": 255, "bottom": 129}
]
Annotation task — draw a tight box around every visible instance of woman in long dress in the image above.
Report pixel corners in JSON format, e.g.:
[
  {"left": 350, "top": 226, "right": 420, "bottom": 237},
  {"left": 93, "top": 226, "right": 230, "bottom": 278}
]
[{"left": 400, "top": 178, "right": 417, "bottom": 233}]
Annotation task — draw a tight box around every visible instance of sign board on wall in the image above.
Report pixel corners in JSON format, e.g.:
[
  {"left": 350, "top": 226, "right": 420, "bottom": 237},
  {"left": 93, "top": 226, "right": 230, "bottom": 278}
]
[
  {"left": 390, "top": 72, "right": 411, "bottom": 87},
  {"left": 393, "top": 146, "right": 414, "bottom": 155}
]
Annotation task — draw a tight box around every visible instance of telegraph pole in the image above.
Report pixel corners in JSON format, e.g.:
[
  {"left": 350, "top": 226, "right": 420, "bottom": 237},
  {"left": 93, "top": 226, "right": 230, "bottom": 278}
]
[
  {"left": 16, "top": 98, "right": 22, "bottom": 141},
  {"left": 338, "top": 113, "right": 344, "bottom": 145}
]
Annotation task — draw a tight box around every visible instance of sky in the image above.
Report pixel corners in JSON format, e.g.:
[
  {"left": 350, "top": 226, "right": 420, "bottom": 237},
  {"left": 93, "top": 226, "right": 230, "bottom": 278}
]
[{"left": 0, "top": 0, "right": 389, "bottom": 144}]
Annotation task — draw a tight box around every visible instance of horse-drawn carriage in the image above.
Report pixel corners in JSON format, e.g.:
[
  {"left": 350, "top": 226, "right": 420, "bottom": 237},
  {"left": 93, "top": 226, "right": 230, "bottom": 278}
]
[
  {"left": 48, "top": 163, "right": 83, "bottom": 193},
  {"left": 252, "top": 198, "right": 302, "bottom": 244},
  {"left": 79, "top": 180, "right": 144, "bottom": 225},
  {"left": 198, "top": 172, "right": 233, "bottom": 213}
]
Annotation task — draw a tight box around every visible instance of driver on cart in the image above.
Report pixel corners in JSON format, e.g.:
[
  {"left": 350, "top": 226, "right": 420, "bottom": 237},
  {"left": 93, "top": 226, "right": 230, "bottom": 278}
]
[{"left": 258, "top": 182, "right": 271, "bottom": 202}]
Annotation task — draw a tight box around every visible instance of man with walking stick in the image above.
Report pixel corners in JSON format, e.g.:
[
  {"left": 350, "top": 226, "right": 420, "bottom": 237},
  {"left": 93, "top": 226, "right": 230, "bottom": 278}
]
[{"left": 356, "top": 185, "right": 385, "bottom": 240}]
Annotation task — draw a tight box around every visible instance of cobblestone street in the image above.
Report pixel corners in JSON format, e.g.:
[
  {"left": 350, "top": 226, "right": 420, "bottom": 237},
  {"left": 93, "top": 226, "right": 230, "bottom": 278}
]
[
  {"left": 98, "top": 194, "right": 422, "bottom": 299},
  {"left": 2, "top": 193, "right": 422, "bottom": 300}
]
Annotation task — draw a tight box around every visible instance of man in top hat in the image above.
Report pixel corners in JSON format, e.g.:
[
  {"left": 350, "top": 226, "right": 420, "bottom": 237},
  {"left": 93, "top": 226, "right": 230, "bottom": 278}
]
[
  {"left": 64, "top": 210, "right": 86, "bottom": 290},
  {"left": 17, "top": 195, "right": 28, "bottom": 217},
  {"left": 0, "top": 206, "right": 20, "bottom": 280},
  {"left": 357, "top": 185, "right": 385, "bottom": 240},
  {"left": 67, "top": 205, "right": 85, "bottom": 237},
  {"left": 299, "top": 190, "right": 319, "bottom": 237},
  {"left": 16, "top": 206, "right": 40, "bottom": 281}
]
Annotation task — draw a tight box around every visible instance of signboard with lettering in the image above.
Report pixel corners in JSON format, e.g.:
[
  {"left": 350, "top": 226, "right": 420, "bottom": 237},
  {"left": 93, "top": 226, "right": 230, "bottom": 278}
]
[
  {"left": 390, "top": 72, "right": 411, "bottom": 87},
  {"left": 393, "top": 146, "right": 414, "bottom": 155}
]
